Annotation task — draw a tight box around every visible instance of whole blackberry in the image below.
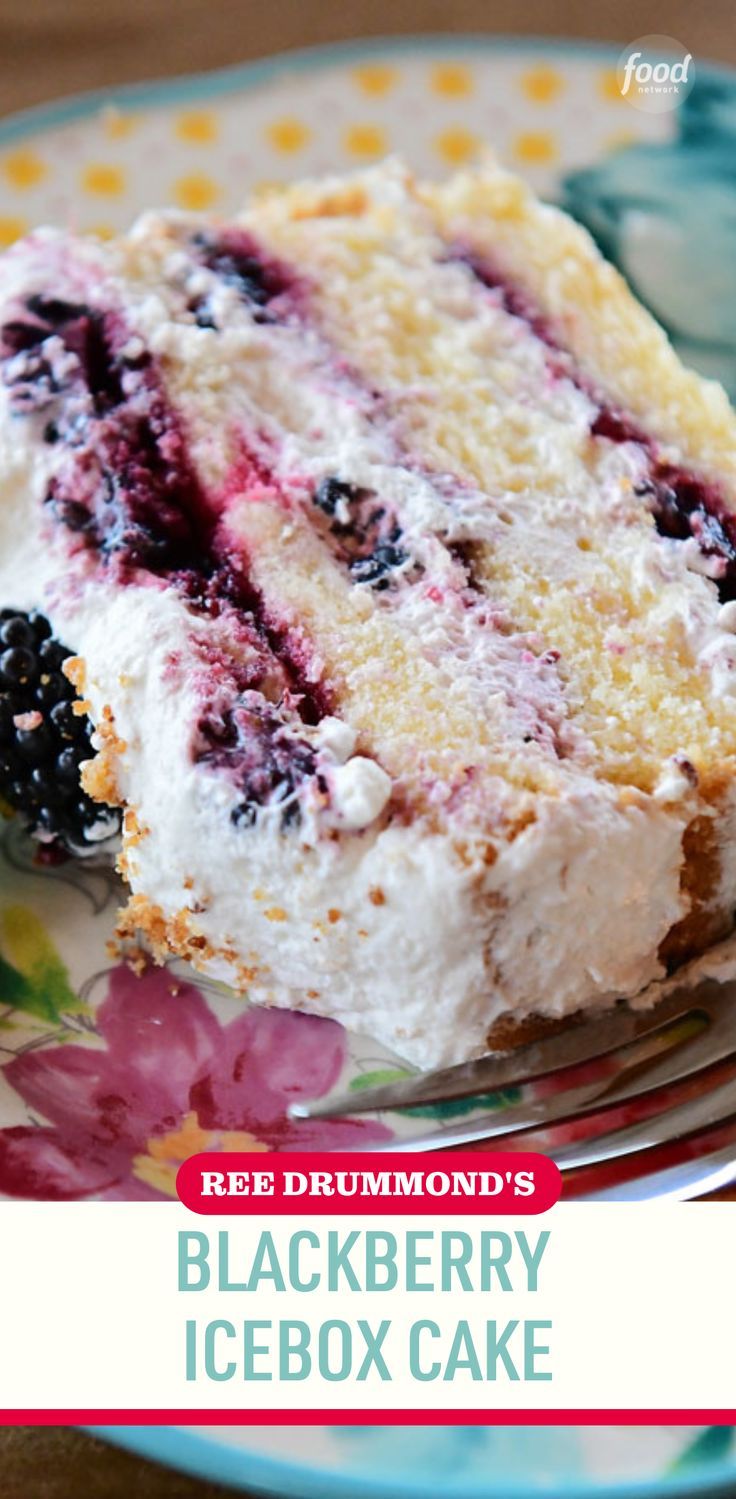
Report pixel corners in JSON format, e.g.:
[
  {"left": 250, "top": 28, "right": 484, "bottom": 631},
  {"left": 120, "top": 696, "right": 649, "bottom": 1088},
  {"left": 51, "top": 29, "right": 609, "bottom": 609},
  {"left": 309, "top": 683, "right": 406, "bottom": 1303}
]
[{"left": 0, "top": 609, "right": 121, "bottom": 858}]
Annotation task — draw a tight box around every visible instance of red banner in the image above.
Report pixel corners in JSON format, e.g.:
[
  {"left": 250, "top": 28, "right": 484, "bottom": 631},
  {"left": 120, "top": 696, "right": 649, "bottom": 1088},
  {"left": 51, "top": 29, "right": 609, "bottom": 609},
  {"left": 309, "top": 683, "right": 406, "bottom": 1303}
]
[{"left": 176, "top": 1151, "right": 562, "bottom": 1214}]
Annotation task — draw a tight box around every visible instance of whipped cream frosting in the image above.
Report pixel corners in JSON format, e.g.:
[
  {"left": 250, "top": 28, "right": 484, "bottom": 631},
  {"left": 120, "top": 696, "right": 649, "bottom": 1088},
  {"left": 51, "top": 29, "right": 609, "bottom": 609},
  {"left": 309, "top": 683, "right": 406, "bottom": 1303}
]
[{"left": 1, "top": 164, "right": 736, "bottom": 1067}]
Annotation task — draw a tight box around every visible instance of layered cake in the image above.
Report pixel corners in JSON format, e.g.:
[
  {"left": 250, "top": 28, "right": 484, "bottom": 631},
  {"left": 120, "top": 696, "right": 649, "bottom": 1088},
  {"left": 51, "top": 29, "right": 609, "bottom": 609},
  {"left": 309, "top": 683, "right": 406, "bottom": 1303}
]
[{"left": 2, "top": 158, "right": 736, "bottom": 1067}]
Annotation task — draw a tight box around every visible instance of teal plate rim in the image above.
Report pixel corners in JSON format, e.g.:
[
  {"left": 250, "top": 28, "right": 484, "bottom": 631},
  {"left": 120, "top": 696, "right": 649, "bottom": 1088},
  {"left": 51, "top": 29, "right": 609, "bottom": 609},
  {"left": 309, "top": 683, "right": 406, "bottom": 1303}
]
[
  {"left": 8, "top": 29, "right": 736, "bottom": 1499},
  {"left": 1, "top": 31, "right": 735, "bottom": 149},
  {"left": 89, "top": 1425, "right": 736, "bottom": 1499}
]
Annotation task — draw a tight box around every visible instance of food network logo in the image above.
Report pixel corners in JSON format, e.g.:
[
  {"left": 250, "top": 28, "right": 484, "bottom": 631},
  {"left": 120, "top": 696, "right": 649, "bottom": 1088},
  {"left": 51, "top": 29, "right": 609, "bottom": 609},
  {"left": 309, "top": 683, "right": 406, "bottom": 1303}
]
[
  {"left": 621, "top": 50, "right": 691, "bottom": 96},
  {"left": 616, "top": 35, "right": 695, "bottom": 113}
]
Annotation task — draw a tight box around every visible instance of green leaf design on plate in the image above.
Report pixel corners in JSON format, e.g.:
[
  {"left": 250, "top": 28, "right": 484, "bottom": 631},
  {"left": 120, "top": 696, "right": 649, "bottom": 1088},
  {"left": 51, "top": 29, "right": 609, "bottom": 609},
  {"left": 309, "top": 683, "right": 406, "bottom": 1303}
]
[
  {"left": 350, "top": 1068, "right": 412, "bottom": 1091},
  {"left": 349, "top": 1067, "right": 522, "bottom": 1119},
  {"left": 0, "top": 905, "right": 80, "bottom": 1022},
  {"left": 404, "top": 1087, "right": 522, "bottom": 1120},
  {"left": 670, "top": 1427, "right": 734, "bottom": 1472}
]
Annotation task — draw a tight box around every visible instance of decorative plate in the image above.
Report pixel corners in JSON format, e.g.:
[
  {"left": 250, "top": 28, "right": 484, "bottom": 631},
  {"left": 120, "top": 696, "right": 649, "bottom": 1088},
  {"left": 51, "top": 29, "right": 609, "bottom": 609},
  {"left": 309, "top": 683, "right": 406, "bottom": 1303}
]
[
  {"left": 95, "top": 1423, "right": 736, "bottom": 1499},
  {"left": 3, "top": 34, "right": 736, "bottom": 1494}
]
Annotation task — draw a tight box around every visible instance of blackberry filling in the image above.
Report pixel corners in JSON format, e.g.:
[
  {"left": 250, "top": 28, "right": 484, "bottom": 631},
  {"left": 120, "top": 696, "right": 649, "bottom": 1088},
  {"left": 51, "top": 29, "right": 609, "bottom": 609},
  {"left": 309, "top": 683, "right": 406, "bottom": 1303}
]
[
  {"left": 460, "top": 251, "right": 736, "bottom": 601},
  {"left": 349, "top": 532, "right": 408, "bottom": 589},
  {"left": 0, "top": 295, "right": 208, "bottom": 575},
  {"left": 0, "top": 309, "right": 332, "bottom": 822},
  {"left": 312, "top": 477, "right": 410, "bottom": 591},
  {"left": 590, "top": 408, "right": 647, "bottom": 445},
  {"left": 457, "top": 249, "right": 562, "bottom": 353},
  {"left": 593, "top": 408, "right": 736, "bottom": 600},
  {"left": 189, "top": 230, "right": 290, "bottom": 325},
  {"left": 0, "top": 610, "right": 121, "bottom": 858},
  {"left": 1, "top": 296, "right": 125, "bottom": 414},
  {"left": 314, "top": 476, "right": 360, "bottom": 519},
  {"left": 196, "top": 696, "right": 319, "bottom": 831},
  {"left": 633, "top": 468, "right": 736, "bottom": 601}
]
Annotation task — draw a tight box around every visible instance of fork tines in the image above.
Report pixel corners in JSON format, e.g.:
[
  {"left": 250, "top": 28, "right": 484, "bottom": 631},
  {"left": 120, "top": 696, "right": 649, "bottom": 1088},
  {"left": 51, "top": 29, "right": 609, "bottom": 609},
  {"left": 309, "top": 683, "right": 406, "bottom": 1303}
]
[{"left": 288, "top": 978, "right": 736, "bottom": 1171}]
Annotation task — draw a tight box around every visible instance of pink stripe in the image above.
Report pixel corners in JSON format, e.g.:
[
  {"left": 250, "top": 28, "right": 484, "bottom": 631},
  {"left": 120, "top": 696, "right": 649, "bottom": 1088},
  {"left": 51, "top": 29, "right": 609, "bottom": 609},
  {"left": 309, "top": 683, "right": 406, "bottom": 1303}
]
[{"left": 0, "top": 1409, "right": 733, "bottom": 1425}]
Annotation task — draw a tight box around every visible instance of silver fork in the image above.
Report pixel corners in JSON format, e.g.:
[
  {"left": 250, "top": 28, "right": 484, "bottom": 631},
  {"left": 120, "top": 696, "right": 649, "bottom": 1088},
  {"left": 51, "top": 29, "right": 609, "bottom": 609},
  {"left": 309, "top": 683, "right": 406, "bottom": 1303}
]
[{"left": 290, "top": 977, "right": 736, "bottom": 1198}]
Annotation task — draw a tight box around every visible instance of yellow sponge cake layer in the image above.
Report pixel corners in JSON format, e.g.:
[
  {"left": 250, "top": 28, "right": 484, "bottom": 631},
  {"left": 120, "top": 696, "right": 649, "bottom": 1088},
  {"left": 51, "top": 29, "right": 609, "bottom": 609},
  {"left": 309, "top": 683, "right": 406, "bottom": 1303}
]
[
  {"left": 248, "top": 162, "right": 736, "bottom": 798},
  {"left": 1, "top": 159, "right": 736, "bottom": 1065},
  {"left": 426, "top": 165, "right": 736, "bottom": 492}
]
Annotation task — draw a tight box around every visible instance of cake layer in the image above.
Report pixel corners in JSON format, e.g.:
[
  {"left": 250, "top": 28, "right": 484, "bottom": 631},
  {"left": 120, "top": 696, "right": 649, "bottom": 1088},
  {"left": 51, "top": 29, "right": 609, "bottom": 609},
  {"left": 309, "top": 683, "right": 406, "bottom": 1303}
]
[{"left": 1, "top": 159, "right": 736, "bottom": 1065}]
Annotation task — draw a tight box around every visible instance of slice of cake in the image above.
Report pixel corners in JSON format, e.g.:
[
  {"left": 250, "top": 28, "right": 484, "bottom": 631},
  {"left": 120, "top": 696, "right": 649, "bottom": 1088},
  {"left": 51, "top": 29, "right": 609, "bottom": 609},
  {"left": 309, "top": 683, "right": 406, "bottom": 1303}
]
[{"left": 2, "top": 157, "right": 736, "bottom": 1068}]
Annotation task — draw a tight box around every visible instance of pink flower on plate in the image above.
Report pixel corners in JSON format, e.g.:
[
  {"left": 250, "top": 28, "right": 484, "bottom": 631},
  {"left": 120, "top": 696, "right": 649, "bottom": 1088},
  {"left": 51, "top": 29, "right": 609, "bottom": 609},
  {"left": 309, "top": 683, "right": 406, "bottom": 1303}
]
[{"left": 0, "top": 965, "right": 391, "bottom": 1200}]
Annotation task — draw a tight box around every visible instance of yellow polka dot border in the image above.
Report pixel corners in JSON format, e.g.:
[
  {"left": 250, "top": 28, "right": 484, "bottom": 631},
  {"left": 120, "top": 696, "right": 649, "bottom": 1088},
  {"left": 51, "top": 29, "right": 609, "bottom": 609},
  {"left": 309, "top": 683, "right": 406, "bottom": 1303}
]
[
  {"left": 0, "top": 214, "right": 28, "bottom": 247},
  {"left": 352, "top": 65, "right": 398, "bottom": 97},
  {"left": 520, "top": 66, "right": 565, "bottom": 104},
  {"left": 434, "top": 127, "right": 482, "bottom": 167},
  {"left": 598, "top": 68, "right": 630, "bottom": 104},
  {"left": 81, "top": 163, "right": 126, "bottom": 197},
  {"left": 343, "top": 124, "right": 388, "bottom": 159},
  {"left": 173, "top": 172, "right": 219, "bottom": 211},
  {"left": 0, "top": 49, "right": 676, "bottom": 246},
  {"left": 176, "top": 111, "right": 219, "bottom": 146},
  {"left": 512, "top": 131, "right": 559, "bottom": 167},
  {"left": 2, "top": 150, "right": 47, "bottom": 191},
  {"left": 266, "top": 117, "right": 312, "bottom": 154},
  {"left": 102, "top": 110, "right": 138, "bottom": 141},
  {"left": 430, "top": 64, "right": 474, "bottom": 98}
]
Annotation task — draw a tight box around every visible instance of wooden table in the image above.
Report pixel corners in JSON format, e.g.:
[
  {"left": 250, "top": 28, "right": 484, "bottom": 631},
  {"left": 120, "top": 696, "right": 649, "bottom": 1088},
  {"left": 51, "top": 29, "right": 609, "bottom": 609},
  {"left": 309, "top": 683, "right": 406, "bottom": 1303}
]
[
  {"left": 0, "top": 1427, "right": 236, "bottom": 1497},
  {"left": 1, "top": 0, "right": 735, "bottom": 1491}
]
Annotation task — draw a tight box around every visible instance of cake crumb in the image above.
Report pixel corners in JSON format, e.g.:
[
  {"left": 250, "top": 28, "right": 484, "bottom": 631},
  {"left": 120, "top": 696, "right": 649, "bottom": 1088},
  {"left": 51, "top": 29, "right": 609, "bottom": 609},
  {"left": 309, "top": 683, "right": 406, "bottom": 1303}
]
[
  {"left": 13, "top": 710, "right": 42, "bottom": 731},
  {"left": 123, "top": 806, "right": 149, "bottom": 846},
  {"left": 63, "top": 656, "right": 86, "bottom": 691},
  {"left": 82, "top": 753, "right": 121, "bottom": 807}
]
